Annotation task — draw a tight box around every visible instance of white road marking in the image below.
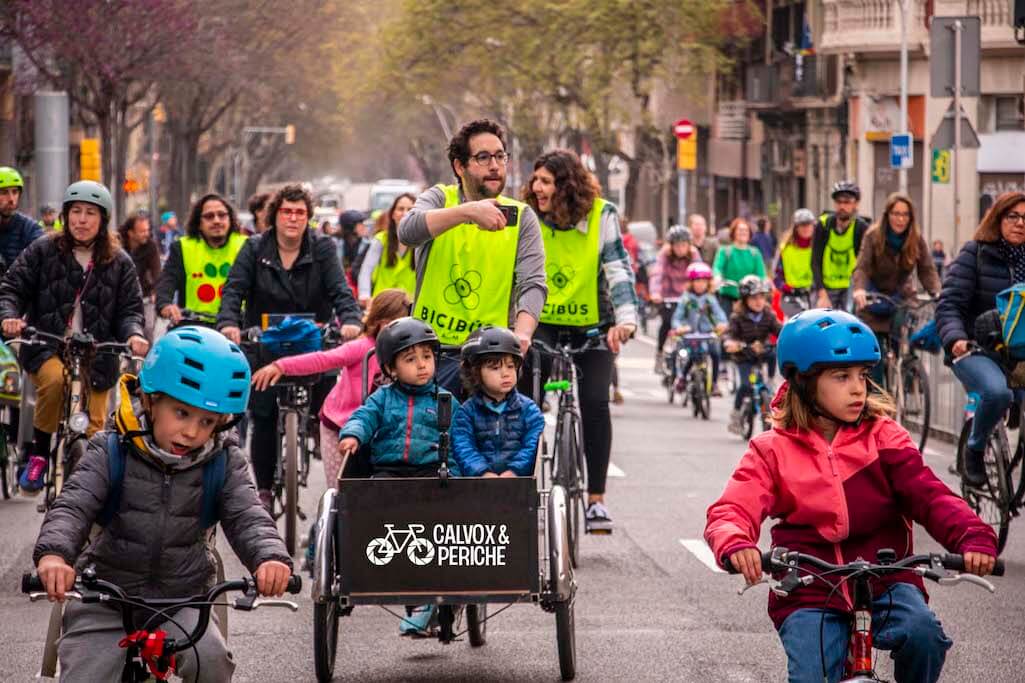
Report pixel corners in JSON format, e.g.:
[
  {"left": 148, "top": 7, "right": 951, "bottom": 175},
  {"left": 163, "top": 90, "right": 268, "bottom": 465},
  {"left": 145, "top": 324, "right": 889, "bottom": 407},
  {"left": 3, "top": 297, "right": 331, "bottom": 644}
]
[
  {"left": 616, "top": 356, "right": 657, "bottom": 370},
  {"left": 679, "top": 539, "right": 726, "bottom": 573},
  {"left": 618, "top": 387, "right": 638, "bottom": 399},
  {"left": 544, "top": 413, "right": 556, "bottom": 427},
  {"left": 634, "top": 333, "right": 656, "bottom": 347},
  {"left": 607, "top": 462, "right": 626, "bottom": 478}
]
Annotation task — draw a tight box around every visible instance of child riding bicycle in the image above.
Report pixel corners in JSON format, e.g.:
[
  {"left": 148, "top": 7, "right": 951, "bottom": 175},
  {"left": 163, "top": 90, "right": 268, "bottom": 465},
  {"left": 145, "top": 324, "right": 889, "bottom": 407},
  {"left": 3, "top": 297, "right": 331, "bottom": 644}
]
[
  {"left": 724, "top": 275, "right": 781, "bottom": 434},
  {"left": 337, "top": 316, "right": 460, "bottom": 637},
  {"left": 669, "top": 263, "right": 727, "bottom": 394},
  {"left": 705, "top": 309, "right": 998, "bottom": 683},
  {"left": 452, "top": 326, "right": 544, "bottom": 477},
  {"left": 32, "top": 325, "right": 292, "bottom": 682}
]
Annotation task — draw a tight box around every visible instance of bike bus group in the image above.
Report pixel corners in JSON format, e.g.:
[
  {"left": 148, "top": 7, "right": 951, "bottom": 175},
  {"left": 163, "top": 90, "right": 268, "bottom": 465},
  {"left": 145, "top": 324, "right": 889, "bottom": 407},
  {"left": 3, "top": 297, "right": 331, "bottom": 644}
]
[{"left": 0, "top": 115, "right": 1020, "bottom": 682}]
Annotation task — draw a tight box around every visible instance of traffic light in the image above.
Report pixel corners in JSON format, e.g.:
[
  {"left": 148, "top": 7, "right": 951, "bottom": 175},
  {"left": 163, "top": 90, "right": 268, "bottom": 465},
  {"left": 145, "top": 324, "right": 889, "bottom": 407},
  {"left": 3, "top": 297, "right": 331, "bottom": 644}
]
[
  {"left": 80, "top": 138, "right": 101, "bottom": 182},
  {"left": 284, "top": 124, "right": 296, "bottom": 145}
]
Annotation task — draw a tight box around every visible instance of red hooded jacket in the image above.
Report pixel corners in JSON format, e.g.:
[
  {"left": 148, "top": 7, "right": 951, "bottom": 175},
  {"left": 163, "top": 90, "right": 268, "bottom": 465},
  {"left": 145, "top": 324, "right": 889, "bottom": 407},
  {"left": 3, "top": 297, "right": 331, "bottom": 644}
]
[{"left": 705, "top": 385, "right": 997, "bottom": 629}]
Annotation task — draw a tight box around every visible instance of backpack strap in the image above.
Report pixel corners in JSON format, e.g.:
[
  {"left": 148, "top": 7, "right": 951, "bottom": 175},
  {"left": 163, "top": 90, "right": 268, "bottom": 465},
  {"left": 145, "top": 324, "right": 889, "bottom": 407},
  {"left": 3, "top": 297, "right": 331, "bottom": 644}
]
[
  {"left": 200, "top": 450, "right": 227, "bottom": 530},
  {"left": 99, "top": 433, "right": 126, "bottom": 527}
]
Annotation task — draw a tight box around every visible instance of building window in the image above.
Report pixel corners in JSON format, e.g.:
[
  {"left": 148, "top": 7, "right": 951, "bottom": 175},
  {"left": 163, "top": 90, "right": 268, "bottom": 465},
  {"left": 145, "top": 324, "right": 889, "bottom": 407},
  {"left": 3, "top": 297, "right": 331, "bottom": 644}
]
[{"left": 995, "top": 95, "right": 1025, "bottom": 131}]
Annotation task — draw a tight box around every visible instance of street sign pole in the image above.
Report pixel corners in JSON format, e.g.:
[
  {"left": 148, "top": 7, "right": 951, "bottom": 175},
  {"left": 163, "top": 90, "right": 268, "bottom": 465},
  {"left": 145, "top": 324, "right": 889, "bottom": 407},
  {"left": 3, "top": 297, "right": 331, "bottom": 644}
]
[
  {"left": 898, "top": 0, "right": 909, "bottom": 194},
  {"left": 953, "top": 19, "right": 962, "bottom": 247},
  {"left": 678, "top": 171, "right": 687, "bottom": 227}
]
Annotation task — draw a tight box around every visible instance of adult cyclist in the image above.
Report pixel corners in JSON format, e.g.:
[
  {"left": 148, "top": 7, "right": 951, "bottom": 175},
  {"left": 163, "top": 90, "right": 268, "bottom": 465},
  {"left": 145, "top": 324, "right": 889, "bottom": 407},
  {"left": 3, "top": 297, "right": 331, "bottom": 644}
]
[
  {"left": 156, "top": 193, "right": 247, "bottom": 325},
  {"left": 649, "top": 225, "right": 700, "bottom": 366},
  {"left": 519, "top": 148, "right": 637, "bottom": 534},
  {"left": 0, "top": 167, "right": 44, "bottom": 271},
  {"left": 398, "top": 118, "right": 547, "bottom": 394},
  {"left": 217, "top": 184, "right": 363, "bottom": 507},
  {"left": 814, "top": 180, "right": 870, "bottom": 310}
]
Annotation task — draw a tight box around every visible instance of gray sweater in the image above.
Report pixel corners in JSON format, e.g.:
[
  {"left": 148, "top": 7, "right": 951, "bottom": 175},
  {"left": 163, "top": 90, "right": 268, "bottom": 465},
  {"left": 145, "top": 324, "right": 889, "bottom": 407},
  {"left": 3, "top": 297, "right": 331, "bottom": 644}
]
[{"left": 398, "top": 185, "right": 548, "bottom": 321}]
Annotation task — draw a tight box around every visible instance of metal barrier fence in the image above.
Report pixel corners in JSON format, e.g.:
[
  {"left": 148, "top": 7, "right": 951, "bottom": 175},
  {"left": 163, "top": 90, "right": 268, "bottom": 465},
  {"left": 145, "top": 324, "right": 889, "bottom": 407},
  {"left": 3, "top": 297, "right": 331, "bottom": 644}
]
[{"left": 925, "top": 352, "right": 966, "bottom": 446}]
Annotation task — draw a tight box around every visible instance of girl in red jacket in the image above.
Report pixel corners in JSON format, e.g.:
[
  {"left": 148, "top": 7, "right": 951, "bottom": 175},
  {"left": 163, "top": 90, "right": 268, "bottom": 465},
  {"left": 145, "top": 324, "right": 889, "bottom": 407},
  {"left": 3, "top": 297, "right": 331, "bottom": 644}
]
[{"left": 705, "top": 308, "right": 998, "bottom": 683}]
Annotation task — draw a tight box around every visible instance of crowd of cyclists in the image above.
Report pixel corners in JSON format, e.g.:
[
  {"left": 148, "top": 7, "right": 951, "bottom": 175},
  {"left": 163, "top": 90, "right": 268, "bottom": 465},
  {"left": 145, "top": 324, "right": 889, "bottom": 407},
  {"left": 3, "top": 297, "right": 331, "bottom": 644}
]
[{"left": 0, "top": 111, "right": 1021, "bottom": 681}]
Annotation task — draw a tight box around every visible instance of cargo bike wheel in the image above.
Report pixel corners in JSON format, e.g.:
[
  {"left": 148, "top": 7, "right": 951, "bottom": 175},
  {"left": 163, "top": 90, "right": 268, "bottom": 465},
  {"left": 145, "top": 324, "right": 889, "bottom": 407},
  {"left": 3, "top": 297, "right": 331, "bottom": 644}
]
[
  {"left": 547, "top": 484, "right": 577, "bottom": 680},
  {"left": 312, "top": 489, "right": 341, "bottom": 682}
]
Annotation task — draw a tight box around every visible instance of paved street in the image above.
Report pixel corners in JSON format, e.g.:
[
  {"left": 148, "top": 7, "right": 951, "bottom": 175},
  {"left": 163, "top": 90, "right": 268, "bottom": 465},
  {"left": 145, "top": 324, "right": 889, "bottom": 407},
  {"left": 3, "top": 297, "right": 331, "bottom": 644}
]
[{"left": 1, "top": 337, "right": 1023, "bottom": 681}]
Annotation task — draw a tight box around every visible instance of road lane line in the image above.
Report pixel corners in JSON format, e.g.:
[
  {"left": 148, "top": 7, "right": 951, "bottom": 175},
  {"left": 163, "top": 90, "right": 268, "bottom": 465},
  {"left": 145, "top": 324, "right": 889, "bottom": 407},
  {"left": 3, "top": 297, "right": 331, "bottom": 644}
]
[
  {"left": 679, "top": 539, "right": 726, "bottom": 573},
  {"left": 607, "top": 462, "right": 626, "bottom": 478}
]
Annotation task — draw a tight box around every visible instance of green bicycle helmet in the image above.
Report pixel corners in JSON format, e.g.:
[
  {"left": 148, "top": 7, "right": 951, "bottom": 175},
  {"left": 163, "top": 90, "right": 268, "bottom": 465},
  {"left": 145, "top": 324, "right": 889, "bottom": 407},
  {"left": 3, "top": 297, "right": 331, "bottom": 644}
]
[{"left": 0, "top": 167, "right": 24, "bottom": 190}]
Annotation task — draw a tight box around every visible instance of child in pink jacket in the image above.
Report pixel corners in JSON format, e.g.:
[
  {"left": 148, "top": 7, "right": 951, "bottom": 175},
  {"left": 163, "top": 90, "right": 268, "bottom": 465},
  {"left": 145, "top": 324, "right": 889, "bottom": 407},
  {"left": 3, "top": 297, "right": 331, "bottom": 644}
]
[
  {"left": 251, "top": 289, "right": 411, "bottom": 486},
  {"left": 705, "top": 309, "right": 997, "bottom": 683}
]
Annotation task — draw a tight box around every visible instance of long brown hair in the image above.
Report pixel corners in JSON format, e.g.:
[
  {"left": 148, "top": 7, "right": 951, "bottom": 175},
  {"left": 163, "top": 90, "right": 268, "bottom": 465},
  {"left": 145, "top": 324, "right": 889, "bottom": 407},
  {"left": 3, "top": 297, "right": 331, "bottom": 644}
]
[
  {"left": 523, "top": 149, "right": 601, "bottom": 228},
  {"left": 364, "top": 289, "right": 412, "bottom": 338},
  {"left": 772, "top": 372, "right": 895, "bottom": 431},
  {"left": 975, "top": 191, "right": 1025, "bottom": 243},
  {"left": 871, "top": 192, "right": 920, "bottom": 271},
  {"left": 384, "top": 193, "right": 416, "bottom": 268}
]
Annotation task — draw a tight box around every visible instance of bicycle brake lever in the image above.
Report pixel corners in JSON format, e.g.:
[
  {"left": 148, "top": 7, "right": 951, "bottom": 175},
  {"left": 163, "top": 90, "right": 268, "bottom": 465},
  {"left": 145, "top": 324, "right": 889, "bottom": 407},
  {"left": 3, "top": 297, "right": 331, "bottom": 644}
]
[
  {"left": 232, "top": 591, "right": 258, "bottom": 611},
  {"left": 736, "top": 578, "right": 768, "bottom": 595},
  {"left": 249, "top": 598, "right": 300, "bottom": 612},
  {"left": 28, "top": 591, "right": 83, "bottom": 603},
  {"left": 937, "top": 573, "right": 996, "bottom": 593}
]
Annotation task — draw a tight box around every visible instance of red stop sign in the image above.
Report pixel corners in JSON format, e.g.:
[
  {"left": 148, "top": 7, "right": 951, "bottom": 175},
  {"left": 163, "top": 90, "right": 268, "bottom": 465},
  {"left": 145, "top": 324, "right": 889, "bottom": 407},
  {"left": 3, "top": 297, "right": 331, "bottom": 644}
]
[{"left": 673, "top": 119, "right": 695, "bottom": 140}]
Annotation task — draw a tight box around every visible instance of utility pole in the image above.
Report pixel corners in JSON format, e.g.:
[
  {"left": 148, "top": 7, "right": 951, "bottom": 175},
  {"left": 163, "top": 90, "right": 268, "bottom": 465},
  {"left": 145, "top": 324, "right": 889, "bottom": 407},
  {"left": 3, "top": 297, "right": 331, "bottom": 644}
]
[
  {"left": 953, "top": 18, "right": 962, "bottom": 247},
  {"left": 898, "top": 0, "right": 909, "bottom": 194}
]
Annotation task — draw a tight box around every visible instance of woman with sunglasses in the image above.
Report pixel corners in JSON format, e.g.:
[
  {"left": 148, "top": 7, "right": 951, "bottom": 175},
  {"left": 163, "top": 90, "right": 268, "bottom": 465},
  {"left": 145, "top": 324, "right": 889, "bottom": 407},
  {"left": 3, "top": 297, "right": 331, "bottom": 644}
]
[{"left": 937, "top": 191, "right": 1025, "bottom": 486}]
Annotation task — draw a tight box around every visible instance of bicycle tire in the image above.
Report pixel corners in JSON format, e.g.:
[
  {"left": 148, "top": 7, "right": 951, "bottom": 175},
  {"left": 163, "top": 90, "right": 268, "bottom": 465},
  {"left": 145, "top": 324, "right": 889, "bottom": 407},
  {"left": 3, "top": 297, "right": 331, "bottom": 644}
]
[
  {"left": 314, "top": 601, "right": 340, "bottom": 682},
  {"left": 900, "top": 360, "right": 931, "bottom": 454},
  {"left": 0, "top": 428, "right": 10, "bottom": 500},
  {"left": 466, "top": 604, "right": 487, "bottom": 647},
  {"left": 558, "top": 414, "right": 583, "bottom": 567},
  {"left": 284, "top": 411, "right": 299, "bottom": 556},
  {"left": 959, "top": 419, "right": 1012, "bottom": 553},
  {"left": 692, "top": 369, "right": 708, "bottom": 420},
  {"left": 759, "top": 388, "right": 772, "bottom": 432},
  {"left": 555, "top": 599, "right": 576, "bottom": 681},
  {"left": 741, "top": 400, "right": 755, "bottom": 441}
]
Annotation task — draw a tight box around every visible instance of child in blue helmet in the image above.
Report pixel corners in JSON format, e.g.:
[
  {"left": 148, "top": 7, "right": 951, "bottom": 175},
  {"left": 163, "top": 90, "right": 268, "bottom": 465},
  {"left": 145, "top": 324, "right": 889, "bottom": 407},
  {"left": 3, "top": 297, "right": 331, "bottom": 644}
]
[
  {"left": 32, "top": 326, "right": 293, "bottom": 682},
  {"left": 706, "top": 309, "right": 997, "bottom": 683}
]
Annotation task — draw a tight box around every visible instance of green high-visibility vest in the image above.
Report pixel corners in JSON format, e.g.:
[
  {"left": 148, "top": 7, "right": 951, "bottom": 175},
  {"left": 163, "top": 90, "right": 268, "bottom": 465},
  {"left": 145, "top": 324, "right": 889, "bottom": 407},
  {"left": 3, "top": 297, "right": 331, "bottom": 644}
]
[
  {"left": 180, "top": 232, "right": 247, "bottom": 315},
  {"left": 820, "top": 215, "right": 857, "bottom": 289},
  {"left": 371, "top": 231, "right": 416, "bottom": 298},
  {"left": 539, "top": 198, "right": 604, "bottom": 327},
  {"left": 412, "top": 184, "right": 522, "bottom": 345},
  {"left": 780, "top": 241, "right": 813, "bottom": 289}
]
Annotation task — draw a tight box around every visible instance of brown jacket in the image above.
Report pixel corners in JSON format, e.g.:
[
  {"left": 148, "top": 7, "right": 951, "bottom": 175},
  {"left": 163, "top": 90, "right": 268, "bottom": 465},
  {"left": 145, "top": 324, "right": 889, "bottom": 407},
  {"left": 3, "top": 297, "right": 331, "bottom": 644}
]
[{"left": 852, "top": 225, "right": 940, "bottom": 331}]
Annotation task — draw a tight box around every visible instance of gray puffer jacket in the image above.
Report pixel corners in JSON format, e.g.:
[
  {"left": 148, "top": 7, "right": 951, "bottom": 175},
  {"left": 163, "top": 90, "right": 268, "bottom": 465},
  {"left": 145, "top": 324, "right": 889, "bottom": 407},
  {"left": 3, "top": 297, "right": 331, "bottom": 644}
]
[{"left": 33, "top": 432, "right": 291, "bottom": 597}]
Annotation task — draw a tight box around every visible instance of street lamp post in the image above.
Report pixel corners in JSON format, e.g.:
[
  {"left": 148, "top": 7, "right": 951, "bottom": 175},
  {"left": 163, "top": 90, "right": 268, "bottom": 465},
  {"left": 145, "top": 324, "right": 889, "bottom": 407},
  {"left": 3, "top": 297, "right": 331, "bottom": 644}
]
[{"left": 898, "top": 0, "right": 909, "bottom": 194}]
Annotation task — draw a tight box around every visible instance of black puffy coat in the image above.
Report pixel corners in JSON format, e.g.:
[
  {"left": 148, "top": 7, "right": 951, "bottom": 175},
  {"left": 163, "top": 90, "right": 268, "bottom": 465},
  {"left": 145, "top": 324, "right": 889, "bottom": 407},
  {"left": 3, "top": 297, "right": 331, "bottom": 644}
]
[
  {"left": 217, "top": 227, "right": 362, "bottom": 331},
  {"left": 935, "top": 240, "right": 1012, "bottom": 353},
  {"left": 0, "top": 235, "right": 144, "bottom": 390}
]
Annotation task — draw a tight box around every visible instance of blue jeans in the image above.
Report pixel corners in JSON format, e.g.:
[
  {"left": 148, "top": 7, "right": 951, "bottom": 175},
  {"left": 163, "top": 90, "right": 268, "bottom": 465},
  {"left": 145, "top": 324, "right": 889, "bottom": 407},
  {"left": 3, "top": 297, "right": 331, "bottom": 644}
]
[
  {"left": 777, "top": 583, "right": 952, "bottom": 683},
  {"left": 951, "top": 353, "right": 1013, "bottom": 452}
]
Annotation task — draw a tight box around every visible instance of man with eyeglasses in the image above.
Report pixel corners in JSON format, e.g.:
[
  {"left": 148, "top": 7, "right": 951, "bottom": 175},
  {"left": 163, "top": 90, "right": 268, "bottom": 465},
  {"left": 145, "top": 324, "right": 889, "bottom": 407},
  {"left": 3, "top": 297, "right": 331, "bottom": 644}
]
[
  {"left": 399, "top": 118, "right": 547, "bottom": 395},
  {"left": 156, "top": 193, "right": 248, "bottom": 324},
  {"left": 217, "top": 183, "right": 363, "bottom": 508}
]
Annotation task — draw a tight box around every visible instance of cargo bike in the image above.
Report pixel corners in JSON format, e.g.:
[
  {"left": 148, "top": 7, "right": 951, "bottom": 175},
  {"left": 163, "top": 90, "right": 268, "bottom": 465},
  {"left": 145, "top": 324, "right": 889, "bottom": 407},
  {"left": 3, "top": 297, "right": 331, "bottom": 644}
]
[{"left": 309, "top": 346, "right": 578, "bottom": 681}]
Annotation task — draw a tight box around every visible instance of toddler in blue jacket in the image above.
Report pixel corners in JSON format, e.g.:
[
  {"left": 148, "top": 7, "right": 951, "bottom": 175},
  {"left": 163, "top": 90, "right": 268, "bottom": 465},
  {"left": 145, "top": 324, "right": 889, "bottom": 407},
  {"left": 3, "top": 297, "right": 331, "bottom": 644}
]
[{"left": 452, "top": 327, "right": 544, "bottom": 478}]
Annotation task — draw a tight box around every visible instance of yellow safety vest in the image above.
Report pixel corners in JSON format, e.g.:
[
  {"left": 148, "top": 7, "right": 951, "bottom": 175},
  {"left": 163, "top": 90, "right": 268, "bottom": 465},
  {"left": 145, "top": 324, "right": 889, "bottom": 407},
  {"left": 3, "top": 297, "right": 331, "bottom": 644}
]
[
  {"left": 180, "top": 232, "right": 247, "bottom": 315},
  {"left": 371, "top": 231, "right": 416, "bottom": 298},
  {"left": 539, "top": 198, "right": 604, "bottom": 327},
  {"left": 412, "top": 184, "right": 522, "bottom": 345},
  {"left": 820, "top": 215, "right": 857, "bottom": 290},
  {"left": 780, "top": 242, "right": 813, "bottom": 289}
]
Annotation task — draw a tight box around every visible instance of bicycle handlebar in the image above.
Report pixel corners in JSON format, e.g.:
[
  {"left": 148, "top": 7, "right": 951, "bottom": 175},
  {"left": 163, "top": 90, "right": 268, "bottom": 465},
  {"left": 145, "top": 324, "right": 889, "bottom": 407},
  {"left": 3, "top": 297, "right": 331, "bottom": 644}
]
[
  {"left": 756, "top": 548, "right": 1004, "bottom": 578},
  {"left": 22, "top": 569, "right": 301, "bottom": 654},
  {"left": 7, "top": 328, "right": 133, "bottom": 357},
  {"left": 531, "top": 335, "right": 606, "bottom": 358},
  {"left": 862, "top": 292, "right": 936, "bottom": 310}
]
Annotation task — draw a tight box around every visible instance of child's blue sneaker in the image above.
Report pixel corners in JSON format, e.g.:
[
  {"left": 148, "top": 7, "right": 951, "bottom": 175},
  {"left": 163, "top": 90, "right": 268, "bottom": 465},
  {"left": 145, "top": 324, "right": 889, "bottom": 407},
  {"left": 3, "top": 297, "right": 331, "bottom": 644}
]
[
  {"left": 399, "top": 604, "right": 435, "bottom": 637},
  {"left": 18, "top": 455, "right": 46, "bottom": 494}
]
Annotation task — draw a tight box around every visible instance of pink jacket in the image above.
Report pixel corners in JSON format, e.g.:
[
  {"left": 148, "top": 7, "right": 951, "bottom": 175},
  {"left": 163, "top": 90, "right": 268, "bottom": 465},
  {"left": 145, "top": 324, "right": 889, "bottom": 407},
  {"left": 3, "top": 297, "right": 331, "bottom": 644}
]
[
  {"left": 274, "top": 336, "right": 379, "bottom": 431},
  {"left": 705, "top": 387, "right": 997, "bottom": 629}
]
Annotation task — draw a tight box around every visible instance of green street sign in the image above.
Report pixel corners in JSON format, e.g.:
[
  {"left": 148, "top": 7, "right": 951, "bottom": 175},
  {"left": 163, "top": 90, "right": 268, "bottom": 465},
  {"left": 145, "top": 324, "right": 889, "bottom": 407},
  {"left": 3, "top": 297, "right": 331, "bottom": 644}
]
[{"left": 932, "top": 149, "right": 951, "bottom": 184}]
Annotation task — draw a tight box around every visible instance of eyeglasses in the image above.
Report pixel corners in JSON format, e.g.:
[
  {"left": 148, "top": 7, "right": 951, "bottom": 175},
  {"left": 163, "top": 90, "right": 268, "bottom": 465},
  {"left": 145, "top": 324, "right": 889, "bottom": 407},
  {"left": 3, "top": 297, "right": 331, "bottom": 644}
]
[
  {"left": 278, "top": 208, "right": 308, "bottom": 219},
  {"left": 1003, "top": 212, "right": 1025, "bottom": 225},
  {"left": 469, "top": 151, "right": 510, "bottom": 166},
  {"left": 888, "top": 211, "right": 910, "bottom": 219},
  {"left": 201, "top": 210, "right": 229, "bottom": 221}
]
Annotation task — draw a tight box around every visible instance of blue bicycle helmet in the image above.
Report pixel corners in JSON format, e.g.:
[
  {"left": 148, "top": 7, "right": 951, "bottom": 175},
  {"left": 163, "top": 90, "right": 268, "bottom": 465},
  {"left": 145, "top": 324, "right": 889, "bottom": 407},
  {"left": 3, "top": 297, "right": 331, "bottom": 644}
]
[
  {"left": 777, "top": 308, "right": 880, "bottom": 377},
  {"left": 139, "top": 326, "right": 251, "bottom": 414}
]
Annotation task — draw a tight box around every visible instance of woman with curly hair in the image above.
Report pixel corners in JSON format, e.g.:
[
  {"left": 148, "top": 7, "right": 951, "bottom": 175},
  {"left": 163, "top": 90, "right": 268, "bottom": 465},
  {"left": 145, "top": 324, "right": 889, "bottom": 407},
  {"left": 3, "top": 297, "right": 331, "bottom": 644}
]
[{"left": 519, "top": 148, "right": 638, "bottom": 534}]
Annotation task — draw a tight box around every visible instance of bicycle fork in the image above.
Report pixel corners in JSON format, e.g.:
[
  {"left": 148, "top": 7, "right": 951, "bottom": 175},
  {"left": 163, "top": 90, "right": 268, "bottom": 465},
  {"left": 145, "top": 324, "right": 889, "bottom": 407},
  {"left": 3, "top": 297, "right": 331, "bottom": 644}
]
[{"left": 845, "top": 580, "right": 874, "bottom": 677}]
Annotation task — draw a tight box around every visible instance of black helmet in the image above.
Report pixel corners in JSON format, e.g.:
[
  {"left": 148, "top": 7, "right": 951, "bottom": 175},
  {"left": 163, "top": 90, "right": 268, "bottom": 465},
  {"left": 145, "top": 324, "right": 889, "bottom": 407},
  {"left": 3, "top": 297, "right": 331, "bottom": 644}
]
[
  {"left": 665, "top": 225, "right": 692, "bottom": 244},
  {"left": 461, "top": 326, "right": 522, "bottom": 365},
  {"left": 831, "top": 180, "right": 860, "bottom": 201},
  {"left": 375, "top": 317, "right": 439, "bottom": 369},
  {"left": 338, "top": 209, "right": 366, "bottom": 233},
  {"left": 739, "top": 274, "right": 770, "bottom": 298}
]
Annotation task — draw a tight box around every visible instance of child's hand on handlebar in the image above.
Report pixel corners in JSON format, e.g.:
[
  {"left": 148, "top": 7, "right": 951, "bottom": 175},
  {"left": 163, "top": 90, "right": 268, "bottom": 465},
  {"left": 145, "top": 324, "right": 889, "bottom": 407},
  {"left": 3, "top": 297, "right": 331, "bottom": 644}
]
[
  {"left": 338, "top": 437, "right": 359, "bottom": 457},
  {"left": 160, "top": 304, "right": 183, "bottom": 324},
  {"left": 254, "top": 560, "right": 292, "bottom": 597},
  {"left": 729, "top": 548, "right": 763, "bottom": 585},
  {"left": 252, "top": 363, "right": 284, "bottom": 391},
  {"left": 963, "top": 552, "right": 997, "bottom": 577},
  {"left": 37, "top": 554, "right": 76, "bottom": 602},
  {"left": 724, "top": 340, "right": 742, "bottom": 353}
]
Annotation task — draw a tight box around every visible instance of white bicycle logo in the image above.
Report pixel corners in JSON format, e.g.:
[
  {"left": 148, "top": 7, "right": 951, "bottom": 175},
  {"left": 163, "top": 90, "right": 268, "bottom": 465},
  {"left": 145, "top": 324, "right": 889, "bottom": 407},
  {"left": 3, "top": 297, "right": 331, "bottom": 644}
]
[{"left": 366, "top": 524, "right": 436, "bottom": 566}]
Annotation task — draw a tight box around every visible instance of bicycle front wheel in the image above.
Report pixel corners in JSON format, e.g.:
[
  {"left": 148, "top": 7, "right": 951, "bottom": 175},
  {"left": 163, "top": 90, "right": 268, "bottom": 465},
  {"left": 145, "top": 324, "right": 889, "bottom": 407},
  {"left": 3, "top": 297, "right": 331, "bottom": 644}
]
[
  {"left": 284, "top": 411, "right": 299, "bottom": 556},
  {"left": 959, "top": 419, "right": 1012, "bottom": 553},
  {"left": 557, "top": 414, "right": 583, "bottom": 568}
]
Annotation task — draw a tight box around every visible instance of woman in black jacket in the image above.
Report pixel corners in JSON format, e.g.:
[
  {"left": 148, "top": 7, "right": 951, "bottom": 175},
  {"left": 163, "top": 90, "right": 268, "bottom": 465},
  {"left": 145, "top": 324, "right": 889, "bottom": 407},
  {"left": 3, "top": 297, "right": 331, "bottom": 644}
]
[
  {"left": 217, "top": 184, "right": 363, "bottom": 505},
  {"left": 0, "top": 180, "right": 147, "bottom": 492},
  {"left": 936, "top": 191, "right": 1025, "bottom": 486}
]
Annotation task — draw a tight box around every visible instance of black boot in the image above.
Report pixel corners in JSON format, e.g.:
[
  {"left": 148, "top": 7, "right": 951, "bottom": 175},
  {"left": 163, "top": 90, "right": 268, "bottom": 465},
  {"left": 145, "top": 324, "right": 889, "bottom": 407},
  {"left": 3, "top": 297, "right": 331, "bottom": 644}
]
[{"left": 963, "top": 448, "right": 988, "bottom": 487}]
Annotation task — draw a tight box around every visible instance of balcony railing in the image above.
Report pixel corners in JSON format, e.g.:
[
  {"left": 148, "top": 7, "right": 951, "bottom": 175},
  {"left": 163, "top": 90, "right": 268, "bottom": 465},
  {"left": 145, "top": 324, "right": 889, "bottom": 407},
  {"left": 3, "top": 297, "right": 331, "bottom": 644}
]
[
  {"left": 745, "top": 55, "right": 838, "bottom": 107},
  {"left": 820, "top": 0, "right": 928, "bottom": 53}
]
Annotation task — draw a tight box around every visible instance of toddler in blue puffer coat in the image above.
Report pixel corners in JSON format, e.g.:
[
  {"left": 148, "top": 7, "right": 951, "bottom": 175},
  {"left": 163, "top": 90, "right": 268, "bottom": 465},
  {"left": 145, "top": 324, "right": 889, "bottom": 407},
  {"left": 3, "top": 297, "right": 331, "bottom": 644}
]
[{"left": 452, "top": 327, "right": 544, "bottom": 478}]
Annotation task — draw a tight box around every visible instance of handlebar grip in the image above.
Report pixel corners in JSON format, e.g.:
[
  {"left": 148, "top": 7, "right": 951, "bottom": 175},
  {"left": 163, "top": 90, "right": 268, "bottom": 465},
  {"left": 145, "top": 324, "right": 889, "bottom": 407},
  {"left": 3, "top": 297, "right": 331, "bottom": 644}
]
[
  {"left": 22, "top": 573, "right": 43, "bottom": 593},
  {"left": 941, "top": 554, "right": 1005, "bottom": 576},
  {"left": 287, "top": 575, "right": 302, "bottom": 594}
]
